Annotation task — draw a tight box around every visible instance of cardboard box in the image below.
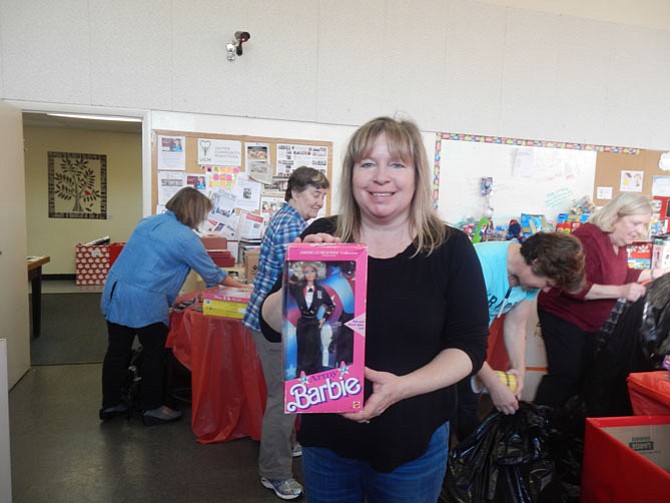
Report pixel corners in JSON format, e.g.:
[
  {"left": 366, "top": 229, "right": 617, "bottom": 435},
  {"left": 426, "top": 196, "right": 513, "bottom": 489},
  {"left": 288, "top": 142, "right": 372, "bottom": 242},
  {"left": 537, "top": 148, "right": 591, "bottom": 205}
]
[
  {"left": 244, "top": 250, "right": 260, "bottom": 285},
  {"left": 237, "top": 239, "right": 261, "bottom": 264},
  {"left": 652, "top": 235, "right": 670, "bottom": 269},
  {"left": 223, "top": 265, "right": 246, "bottom": 283},
  {"left": 207, "top": 250, "right": 235, "bottom": 267},
  {"left": 179, "top": 270, "right": 206, "bottom": 296},
  {"left": 201, "top": 235, "right": 228, "bottom": 250},
  {"left": 627, "top": 241, "right": 653, "bottom": 270},
  {"left": 581, "top": 416, "right": 670, "bottom": 502},
  {"left": 555, "top": 213, "right": 589, "bottom": 234},
  {"left": 202, "top": 286, "right": 251, "bottom": 319},
  {"left": 519, "top": 213, "right": 549, "bottom": 237},
  {"left": 282, "top": 243, "right": 368, "bottom": 414}
]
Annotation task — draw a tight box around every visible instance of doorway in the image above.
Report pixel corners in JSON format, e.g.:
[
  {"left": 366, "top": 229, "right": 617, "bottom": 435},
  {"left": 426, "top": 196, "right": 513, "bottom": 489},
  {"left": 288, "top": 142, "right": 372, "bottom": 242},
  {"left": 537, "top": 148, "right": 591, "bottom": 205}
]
[{"left": 22, "top": 111, "right": 143, "bottom": 365}]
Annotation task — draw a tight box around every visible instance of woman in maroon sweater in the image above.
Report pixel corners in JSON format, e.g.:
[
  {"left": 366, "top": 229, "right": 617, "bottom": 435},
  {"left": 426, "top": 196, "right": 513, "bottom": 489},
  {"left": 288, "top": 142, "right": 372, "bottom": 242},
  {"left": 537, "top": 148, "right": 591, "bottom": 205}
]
[{"left": 535, "top": 193, "right": 669, "bottom": 407}]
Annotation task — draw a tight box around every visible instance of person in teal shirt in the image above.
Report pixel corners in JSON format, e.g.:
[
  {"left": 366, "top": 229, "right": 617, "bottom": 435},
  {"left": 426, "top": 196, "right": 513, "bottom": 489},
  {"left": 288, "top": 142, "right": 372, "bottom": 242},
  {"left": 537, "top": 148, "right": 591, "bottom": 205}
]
[
  {"left": 456, "top": 232, "right": 585, "bottom": 440},
  {"left": 100, "top": 187, "right": 246, "bottom": 425}
]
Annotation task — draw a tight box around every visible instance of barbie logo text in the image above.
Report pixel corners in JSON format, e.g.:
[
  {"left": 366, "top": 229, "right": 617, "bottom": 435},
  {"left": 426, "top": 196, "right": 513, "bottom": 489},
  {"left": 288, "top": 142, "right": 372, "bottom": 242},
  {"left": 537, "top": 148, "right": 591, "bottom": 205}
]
[{"left": 285, "top": 377, "right": 362, "bottom": 412}]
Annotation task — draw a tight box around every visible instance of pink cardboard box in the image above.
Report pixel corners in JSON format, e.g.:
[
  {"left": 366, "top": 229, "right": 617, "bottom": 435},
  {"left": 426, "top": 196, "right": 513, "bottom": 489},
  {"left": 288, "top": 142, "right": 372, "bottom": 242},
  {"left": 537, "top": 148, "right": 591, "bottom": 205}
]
[{"left": 282, "top": 243, "right": 368, "bottom": 414}]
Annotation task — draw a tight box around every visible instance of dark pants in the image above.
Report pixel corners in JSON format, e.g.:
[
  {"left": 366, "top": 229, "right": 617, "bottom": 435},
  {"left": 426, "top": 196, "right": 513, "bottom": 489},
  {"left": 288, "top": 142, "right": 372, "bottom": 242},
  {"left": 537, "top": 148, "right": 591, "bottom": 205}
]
[
  {"left": 455, "top": 378, "right": 481, "bottom": 441},
  {"left": 534, "top": 309, "right": 597, "bottom": 408},
  {"left": 102, "top": 321, "right": 169, "bottom": 411}
]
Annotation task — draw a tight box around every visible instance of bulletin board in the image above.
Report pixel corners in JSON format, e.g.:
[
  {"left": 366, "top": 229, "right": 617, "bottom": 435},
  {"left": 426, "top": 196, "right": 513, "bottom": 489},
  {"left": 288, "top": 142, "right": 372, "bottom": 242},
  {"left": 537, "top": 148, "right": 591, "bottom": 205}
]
[
  {"left": 151, "top": 130, "right": 332, "bottom": 239},
  {"left": 593, "top": 148, "right": 670, "bottom": 206}
]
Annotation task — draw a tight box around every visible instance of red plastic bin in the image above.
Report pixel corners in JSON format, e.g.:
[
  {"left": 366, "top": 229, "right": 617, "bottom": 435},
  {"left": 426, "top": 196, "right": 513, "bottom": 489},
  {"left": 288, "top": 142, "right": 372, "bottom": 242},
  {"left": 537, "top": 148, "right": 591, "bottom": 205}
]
[
  {"left": 581, "top": 415, "right": 670, "bottom": 502},
  {"left": 627, "top": 371, "right": 670, "bottom": 415}
]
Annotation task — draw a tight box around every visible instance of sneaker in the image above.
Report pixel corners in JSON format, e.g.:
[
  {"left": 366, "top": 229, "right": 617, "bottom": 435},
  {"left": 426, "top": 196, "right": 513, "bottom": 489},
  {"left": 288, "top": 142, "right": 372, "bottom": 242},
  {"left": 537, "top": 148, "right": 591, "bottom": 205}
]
[
  {"left": 141, "top": 405, "right": 182, "bottom": 426},
  {"left": 291, "top": 443, "right": 302, "bottom": 458},
  {"left": 260, "top": 477, "right": 303, "bottom": 500},
  {"left": 99, "top": 403, "right": 129, "bottom": 421}
]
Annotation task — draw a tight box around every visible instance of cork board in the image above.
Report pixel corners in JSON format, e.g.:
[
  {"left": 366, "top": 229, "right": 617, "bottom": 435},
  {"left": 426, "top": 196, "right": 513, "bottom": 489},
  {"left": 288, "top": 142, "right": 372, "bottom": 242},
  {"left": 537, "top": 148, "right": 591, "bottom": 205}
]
[
  {"left": 151, "top": 129, "right": 333, "bottom": 217},
  {"left": 593, "top": 149, "right": 666, "bottom": 205}
]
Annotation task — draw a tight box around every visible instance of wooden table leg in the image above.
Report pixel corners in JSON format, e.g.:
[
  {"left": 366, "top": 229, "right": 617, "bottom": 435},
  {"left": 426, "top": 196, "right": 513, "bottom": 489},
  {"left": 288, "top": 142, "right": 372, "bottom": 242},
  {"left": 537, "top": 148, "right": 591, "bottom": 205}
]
[{"left": 29, "top": 267, "right": 42, "bottom": 338}]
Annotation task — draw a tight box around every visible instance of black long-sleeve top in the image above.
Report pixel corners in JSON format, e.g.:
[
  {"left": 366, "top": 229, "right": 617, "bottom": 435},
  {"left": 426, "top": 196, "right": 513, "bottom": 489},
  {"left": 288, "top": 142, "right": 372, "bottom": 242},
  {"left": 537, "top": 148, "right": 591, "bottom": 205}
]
[{"left": 260, "top": 216, "right": 489, "bottom": 472}]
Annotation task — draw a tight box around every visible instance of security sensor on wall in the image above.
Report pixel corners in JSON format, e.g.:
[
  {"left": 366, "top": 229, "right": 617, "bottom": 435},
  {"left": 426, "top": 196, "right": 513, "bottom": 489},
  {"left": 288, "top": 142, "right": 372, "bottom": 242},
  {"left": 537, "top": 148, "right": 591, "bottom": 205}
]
[
  {"left": 234, "top": 31, "right": 250, "bottom": 55},
  {"left": 227, "top": 31, "right": 251, "bottom": 61}
]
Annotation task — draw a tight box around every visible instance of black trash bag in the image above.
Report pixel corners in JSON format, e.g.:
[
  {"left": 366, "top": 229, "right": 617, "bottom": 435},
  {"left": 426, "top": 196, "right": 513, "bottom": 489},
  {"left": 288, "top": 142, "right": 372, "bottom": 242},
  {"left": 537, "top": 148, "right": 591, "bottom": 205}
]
[
  {"left": 571, "top": 272, "right": 670, "bottom": 419},
  {"left": 540, "top": 273, "right": 670, "bottom": 502},
  {"left": 440, "top": 402, "right": 556, "bottom": 503},
  {"left": 639, "top": 271, "right": 670, "bottom": 359}
]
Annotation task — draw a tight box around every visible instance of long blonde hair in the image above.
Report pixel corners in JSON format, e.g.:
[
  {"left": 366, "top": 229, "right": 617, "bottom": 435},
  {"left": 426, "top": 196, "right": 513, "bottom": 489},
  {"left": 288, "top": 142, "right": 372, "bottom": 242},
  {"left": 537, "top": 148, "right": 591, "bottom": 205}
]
[{"left": 336, "top": 116, "right": 447, "bottom": 255}]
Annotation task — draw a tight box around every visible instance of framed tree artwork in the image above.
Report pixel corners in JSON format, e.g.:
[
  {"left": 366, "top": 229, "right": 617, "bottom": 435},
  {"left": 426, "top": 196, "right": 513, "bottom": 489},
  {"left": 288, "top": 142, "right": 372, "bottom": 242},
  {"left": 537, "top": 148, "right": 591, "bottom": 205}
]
[{"left": 48, "top": 151, "right": 107, "bottom": 219}]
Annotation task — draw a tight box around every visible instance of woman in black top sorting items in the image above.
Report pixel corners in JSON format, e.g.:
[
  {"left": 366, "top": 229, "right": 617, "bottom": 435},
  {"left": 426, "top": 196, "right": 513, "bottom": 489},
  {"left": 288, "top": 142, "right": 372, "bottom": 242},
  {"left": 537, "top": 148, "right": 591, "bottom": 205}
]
[{"left": 260, "top": 116, "right": 489, "bottom": 503}]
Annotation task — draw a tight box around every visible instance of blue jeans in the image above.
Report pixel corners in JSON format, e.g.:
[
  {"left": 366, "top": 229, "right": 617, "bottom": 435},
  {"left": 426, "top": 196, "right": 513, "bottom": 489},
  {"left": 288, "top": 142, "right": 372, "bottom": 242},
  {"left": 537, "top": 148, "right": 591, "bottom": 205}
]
[{"left": 302, "top": 422, "right": 449, "bottom": 503}]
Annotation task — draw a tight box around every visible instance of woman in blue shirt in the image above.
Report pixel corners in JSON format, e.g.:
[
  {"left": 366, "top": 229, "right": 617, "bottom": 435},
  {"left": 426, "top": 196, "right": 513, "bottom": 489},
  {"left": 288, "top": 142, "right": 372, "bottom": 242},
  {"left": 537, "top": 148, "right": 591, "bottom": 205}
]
[{"left": 100, "top": 187, "right": 245, "bottom": 425}]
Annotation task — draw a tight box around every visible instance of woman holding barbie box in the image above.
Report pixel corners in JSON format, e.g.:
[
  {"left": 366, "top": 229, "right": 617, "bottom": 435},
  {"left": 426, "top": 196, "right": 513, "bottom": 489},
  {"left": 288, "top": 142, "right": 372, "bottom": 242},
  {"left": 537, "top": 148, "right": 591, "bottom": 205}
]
[
  {"left": 535, "top": 192, "right": 670, "bottom": 408},
  {"left": 261, "top": 116, "right": 489, "bottom": 503}
]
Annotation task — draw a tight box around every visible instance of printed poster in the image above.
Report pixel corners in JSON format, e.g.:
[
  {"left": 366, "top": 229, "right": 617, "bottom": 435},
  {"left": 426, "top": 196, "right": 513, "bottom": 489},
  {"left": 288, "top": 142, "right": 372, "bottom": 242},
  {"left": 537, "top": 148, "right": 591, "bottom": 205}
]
[
  {"left": 246, "top": 143, "right": 272, "bottom": 185},
  {"left": 198, "top": 138, "right": 242, "bottom": 167},
  {"left": 276, "top": 144, "right": 328, "bottom": 178},
  {"left": 157, "top": 171, "right": 186, "bottom": 204},
  {"left": 620, "top": 170, "right": 644, "bottom": 192},
  {"left": 157, "top": 135, "right": 186, "bottom": 170}
]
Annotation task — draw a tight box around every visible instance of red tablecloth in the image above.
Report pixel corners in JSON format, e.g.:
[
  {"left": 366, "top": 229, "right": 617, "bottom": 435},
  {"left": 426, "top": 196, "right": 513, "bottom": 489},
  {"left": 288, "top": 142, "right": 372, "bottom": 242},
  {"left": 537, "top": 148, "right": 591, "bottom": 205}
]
[{"left": 166, "top": 303, "right": 266, "bottom": 444}]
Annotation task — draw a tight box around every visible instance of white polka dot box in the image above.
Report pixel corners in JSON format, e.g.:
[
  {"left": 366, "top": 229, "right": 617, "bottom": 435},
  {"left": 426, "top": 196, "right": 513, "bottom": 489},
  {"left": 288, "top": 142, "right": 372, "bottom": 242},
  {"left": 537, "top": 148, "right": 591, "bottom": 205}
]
[{"left": 75, "top": 244, "right": 111, "bottom": 286}]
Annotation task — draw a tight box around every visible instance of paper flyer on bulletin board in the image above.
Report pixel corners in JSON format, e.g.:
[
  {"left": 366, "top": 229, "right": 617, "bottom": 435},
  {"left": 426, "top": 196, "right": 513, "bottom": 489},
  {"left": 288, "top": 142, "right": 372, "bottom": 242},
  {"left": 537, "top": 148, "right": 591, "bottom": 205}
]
[
  {"left": 276, "top": 144, "right": 329, "bottom": 177},
  {"left": 233, "top": 175, "right": 262, "bottom": 213},
  {"left": 620, "top": 170, "right": 644, "bottom": 192},
  {"left": 157, "top": 171, "right": 186, "bottom": 204},
  {"left": 197, "top": 138, "right": 242, "bottom": 167},
  {"left": 652, "top": 176, "right": 670, "bottom": 197},
  {"left": 157, "top": 135, "right": 186, "bottom": 170},
  {"left": 246, "top": 143, "right": 272, "bottom": 184}
]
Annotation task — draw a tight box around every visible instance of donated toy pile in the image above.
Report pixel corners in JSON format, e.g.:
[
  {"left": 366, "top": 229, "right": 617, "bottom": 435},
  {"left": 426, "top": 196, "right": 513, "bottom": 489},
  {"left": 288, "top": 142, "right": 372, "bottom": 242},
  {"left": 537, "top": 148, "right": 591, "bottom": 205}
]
[{"left": 456, "top": 194, "right": 670, "bottom": 271}]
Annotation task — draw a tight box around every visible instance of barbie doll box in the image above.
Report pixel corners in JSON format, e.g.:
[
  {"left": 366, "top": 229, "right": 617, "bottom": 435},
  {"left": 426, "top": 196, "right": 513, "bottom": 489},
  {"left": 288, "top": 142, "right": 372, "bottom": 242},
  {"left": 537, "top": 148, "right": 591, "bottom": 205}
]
[
  {"left": 202, "top": 286, "right": 250, "bottom": 319},
  {"left": 282, "top": 243, "right": 368, "bottom": 414}
]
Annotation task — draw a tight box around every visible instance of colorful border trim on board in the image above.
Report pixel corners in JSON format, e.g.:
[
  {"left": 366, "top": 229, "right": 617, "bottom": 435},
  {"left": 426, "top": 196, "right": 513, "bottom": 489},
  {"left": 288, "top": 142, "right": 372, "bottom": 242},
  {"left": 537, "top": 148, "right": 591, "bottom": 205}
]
[{"left": 432, "top": 133, "right": 640, "bottom": 208}]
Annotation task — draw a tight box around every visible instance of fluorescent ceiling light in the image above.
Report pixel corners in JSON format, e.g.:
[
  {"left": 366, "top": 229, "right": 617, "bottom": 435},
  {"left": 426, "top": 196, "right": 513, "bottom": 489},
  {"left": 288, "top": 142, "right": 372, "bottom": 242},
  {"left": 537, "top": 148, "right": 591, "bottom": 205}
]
[{"left": 46, "top": 113, "right": 142, "bottom": 122}]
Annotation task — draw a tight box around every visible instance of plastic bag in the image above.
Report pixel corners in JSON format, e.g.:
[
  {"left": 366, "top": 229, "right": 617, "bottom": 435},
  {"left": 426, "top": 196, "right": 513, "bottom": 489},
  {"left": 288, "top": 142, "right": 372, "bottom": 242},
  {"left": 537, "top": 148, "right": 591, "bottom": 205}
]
[
  {"left": 441, "top": 402, "right": 556, "bottom": 503},
  {"left": 574, "top": 272, "right": 670, "bottom": 418},
  {"left": 639, "top": 272, "right": 670, "bottom": 359}
]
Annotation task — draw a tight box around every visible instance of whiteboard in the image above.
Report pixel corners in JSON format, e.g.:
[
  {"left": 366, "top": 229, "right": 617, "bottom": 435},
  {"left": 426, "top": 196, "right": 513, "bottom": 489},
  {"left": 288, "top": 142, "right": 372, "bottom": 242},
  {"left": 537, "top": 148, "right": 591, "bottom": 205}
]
[{"left": 435, "top": 139, "right": 597, "bottom": 227}]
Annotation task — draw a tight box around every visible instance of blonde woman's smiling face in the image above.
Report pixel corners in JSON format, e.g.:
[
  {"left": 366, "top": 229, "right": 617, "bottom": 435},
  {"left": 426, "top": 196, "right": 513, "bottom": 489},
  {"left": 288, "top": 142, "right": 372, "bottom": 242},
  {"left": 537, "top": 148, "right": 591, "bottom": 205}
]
[{"left": 352, "top": 133, "right": 415, "bottom": 225}]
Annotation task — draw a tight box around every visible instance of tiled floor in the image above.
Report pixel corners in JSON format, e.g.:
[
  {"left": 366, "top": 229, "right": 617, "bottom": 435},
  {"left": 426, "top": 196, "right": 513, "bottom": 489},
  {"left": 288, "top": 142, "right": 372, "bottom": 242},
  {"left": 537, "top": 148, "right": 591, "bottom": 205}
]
[
  {"left": 9, "top": 364, "right": 300, "bottom": 502},
  {"left": 13, "top": 278, "right": 302, "bottom": 502}
]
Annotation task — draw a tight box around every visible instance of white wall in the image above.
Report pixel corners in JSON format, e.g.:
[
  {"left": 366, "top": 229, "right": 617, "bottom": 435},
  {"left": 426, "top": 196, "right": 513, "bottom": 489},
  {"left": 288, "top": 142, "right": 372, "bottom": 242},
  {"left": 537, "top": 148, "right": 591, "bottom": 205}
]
[
  {"left": 1, "top": 0, "right": 669, "bottom": 151},
  {"left": 0, "top": 101, "right": 29, "bottom": 389},
  {"left": 24, "top": 127, "right": 142, "bottom": 273}
]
